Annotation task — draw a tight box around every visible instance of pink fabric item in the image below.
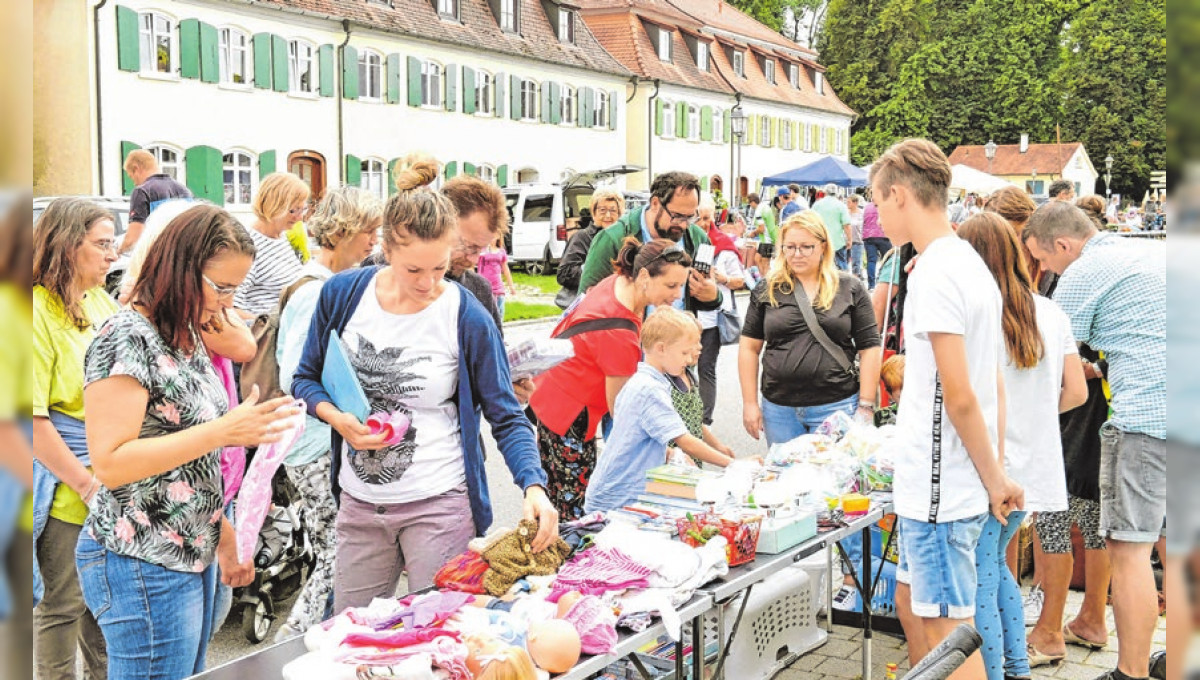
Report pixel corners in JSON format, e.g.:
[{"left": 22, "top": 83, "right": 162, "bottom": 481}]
[
  {"left": 234, "top": 400, "right": 306, "bottom": 563},
  {"left": 211, "top": 354, "right": 246, "bottom": 506},
  {"left": 337, "top": 637, "right": 470, "bottom": 679},
  {"left": 341, "top": 628, "right": 460, "bottom": 649},
  {"left": 366, "top": 410, "right": 411, "bottom": 447},
  {"left": 563, "top": 595, "right": 619, "bottom": 655},
  {"left": 548, "top": 547, "right": 652, "bottom": 601}
]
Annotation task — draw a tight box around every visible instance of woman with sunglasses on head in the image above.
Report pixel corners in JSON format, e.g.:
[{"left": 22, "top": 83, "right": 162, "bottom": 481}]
[
  {"left": 739, "top": 211, "right": 881, "bottom": 445},
  {"left": 78, "top": 205, "right": 300, "bottom": 680},
  {"left": 31, "top": 197, "right": 117, "bottom": 680},
  {"left": 556, "top": 190, "right": 625, "bottom": 305},
  {"left": 233, "top": 172, "right": 311, "bottom": 321},
  {"left": 529, "top": 237, "right": 692, "bottom": 519}
]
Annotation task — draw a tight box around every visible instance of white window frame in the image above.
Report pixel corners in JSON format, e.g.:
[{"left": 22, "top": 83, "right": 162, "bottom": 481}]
[
  {"left": 558, "top": 9, "right": 574, "bottom": 43},
  {"left": 594, "top": 89, "right": 609, "bottom": 128},
  {"left": 520, "top": 79, "right": 538, "bottom": 121},
  {"left": 765, "top": 59, "right": 775, "bottom": 85},
  {"left": 732, "top": 50, "right": 745, "bottom": 77},
  {"left": 145, "top": 144, "right": 184, "bottom": 183},
  {"left": 782, "top": 120, "right": 793, "bottom": 150},
  {"left": 815, "top": 71, "right": 825, "bottom": 94},
  {"left": 475, "top": 69, "right": 494, "bottom": 115},
  {"left": 712, "top": 108, "right": 724, "bottom": 145},
  {"left": 358, "top": 49, "right": 383, "bottom": 101},
  {"left": 361, "top": 158, "right": 387, "bottom": 199},
  {"left": 478, "top": 163, "right": 497, "bottom": 184},
  {"left": 687, "top": 104, "right": 700, "bottom": 141},
  {"left": 789, "top": 63, "right": 799, "bottom": 89},
  {"left": 437, "top": 0, "right": 458, "bottom": 19},
  {"left": 835, "top": 128, "right": 844, "bottom": 154},
  {"left": 222, "top": 150, "right": 256, "bottom": 206},
  {"left": 759, "top": 115, "right": 770, "bottom": 146},
  {"left": 139, "top": 12, "right": 176, "bottom": 75},
  {"left": 697, "top": 41, "right": 709, "bottom": 72},
  {"left": 662, "top": 99, "right": 675, "bottom": 139},
  {"left": 561, "top": 85, "right": 577, "bottom": 125},
  {"left": 421, "top": 60, "right": 444, "bottom": 108},
  {"left": 819, "top": 125, "right": 827, "bottom": 153},
  {"left": 288, "top": 39, "right": 318, "bottom": 95},
  {"left": 657, "top": 28, "right": 672, "bottom": 62},
  {"left": 500, "top": 0, "right": 518, "bottom": 32},
  {"left": 218, "top": 27, "right": 250, "bottom": 86}
]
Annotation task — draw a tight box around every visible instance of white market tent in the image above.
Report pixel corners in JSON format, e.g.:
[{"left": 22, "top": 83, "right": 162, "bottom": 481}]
[{"left": 950, "top": 164, "right": 1011, "bottom": 195}]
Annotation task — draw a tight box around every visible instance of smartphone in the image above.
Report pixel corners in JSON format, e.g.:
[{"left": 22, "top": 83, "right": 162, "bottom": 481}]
[{"left": 693, "top": 243, "right": 714, "bottom": 276}]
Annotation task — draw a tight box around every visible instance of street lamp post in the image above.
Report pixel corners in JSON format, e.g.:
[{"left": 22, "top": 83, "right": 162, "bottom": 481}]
[
  {"left": 1104, "top": 154, "right": 1114, "bottom": 199},
  {"left": 985, "top": 139, "right": 997, "bottom": 175},
  {"left": 731, "top": 105, "right": 747, "bottom": 209}
]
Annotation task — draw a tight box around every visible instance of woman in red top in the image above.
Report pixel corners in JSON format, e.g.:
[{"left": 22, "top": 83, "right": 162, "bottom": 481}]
[{"left": 529, "top": 237, "right": 692, "bottom": 519}]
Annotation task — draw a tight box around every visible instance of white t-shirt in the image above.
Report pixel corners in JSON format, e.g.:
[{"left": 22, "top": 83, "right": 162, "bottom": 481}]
[
  {"left": 698, "top": 250, "right": 744, "bottom": 329},
  {"left": 894, "top": 236, "right": 1004, "bottom": 523},
  {"left": 1003, "top": 295, "right": 1077, "bottom": 512},
  {"left": 338, "top": 276, "right": 465, "bottom": 504}
]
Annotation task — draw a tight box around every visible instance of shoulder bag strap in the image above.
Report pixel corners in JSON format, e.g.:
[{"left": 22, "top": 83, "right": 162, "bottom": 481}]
[
  {"left": 553, "top": 317, "right": 639, "bottom": 340},
  {"left": 791, "top": 285, "right": 853, "bottom": 374}
]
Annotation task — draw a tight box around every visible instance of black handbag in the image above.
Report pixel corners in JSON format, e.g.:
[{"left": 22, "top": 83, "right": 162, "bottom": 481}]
[
  {"left": 756, "top": 241, "right": 775, "bottom": 259},
  {"left": 791, "top": 285, "right": 859, "bottom": 381}
]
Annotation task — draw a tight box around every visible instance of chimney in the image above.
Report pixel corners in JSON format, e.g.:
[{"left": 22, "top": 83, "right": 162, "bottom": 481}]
[{"left": 1019, "top": 133, "right": 1029, "bottom": 153}]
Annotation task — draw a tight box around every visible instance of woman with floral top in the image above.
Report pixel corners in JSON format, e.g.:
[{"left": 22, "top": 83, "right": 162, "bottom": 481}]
[{"left": 77, "top": 205, "right": 300, "bottom": 680}]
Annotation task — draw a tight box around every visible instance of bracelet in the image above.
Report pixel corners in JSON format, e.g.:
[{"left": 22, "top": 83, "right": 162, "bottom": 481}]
[{"left": 857, "top": 400, "right": 875, "bottom": 410}]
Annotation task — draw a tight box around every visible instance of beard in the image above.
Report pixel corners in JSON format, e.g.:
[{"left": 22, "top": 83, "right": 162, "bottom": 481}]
[
  {"left": 448, "top": 254, "right": 472, "bottom": 277},
  {"left": 655, "top": 214, "right": 686, "bottom": 242}
]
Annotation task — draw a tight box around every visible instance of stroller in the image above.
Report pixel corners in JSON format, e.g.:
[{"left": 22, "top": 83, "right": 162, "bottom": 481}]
[{"left": 234, "top": 467, "right": 315, "bottom": 643}]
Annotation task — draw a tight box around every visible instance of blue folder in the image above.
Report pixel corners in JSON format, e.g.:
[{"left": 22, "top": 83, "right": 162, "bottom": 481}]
[{"left": 322, "top": 330, "right": 370, "bottom": 422}]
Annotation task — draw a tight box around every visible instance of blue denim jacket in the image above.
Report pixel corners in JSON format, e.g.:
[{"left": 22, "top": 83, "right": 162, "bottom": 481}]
[
  {"left": 0, "top": 421, "right": 29, "bottom": 618},
  {"left": 32, "top": 411, "right": 89, "bottom": 607}
]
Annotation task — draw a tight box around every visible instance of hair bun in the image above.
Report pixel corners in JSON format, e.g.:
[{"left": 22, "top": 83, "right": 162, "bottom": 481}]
[{"left": 394, "top": 160, "right": 439, "bottom": 192}]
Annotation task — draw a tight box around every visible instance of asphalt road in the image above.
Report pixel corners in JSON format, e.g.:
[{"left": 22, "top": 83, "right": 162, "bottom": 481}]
[{"left": 206, "top": 294, "right": 763, "bottom": 668}]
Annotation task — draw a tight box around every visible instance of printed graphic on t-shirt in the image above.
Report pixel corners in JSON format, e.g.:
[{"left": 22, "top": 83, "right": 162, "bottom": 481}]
[{"left": 346, "top": 333, "right": 431, "bottom": 485}]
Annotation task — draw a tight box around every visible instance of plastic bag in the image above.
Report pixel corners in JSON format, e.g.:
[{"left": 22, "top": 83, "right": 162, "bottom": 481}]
[{"left": 234, "top": 400, "right": 306, "bottom": 563}]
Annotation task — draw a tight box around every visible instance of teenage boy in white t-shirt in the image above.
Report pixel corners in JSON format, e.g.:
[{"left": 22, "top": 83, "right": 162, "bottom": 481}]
[{"left": 869, "top": 139, "right": 1024, "bottom": 680}]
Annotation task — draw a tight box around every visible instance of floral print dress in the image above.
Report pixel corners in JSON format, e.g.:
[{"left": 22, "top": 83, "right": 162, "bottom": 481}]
[{"left": 83, "top": 310, "right": 228, "bottom": 573}]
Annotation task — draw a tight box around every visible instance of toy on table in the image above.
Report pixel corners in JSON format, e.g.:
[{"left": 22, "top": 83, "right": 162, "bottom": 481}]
[{"left": 675, "top": 512, "right": 762, "bottom": 566}]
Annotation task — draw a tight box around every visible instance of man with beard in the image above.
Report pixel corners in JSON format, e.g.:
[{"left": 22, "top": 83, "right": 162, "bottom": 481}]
[{"left": 577, "top": 171, "right": 721, "bottom": 311}]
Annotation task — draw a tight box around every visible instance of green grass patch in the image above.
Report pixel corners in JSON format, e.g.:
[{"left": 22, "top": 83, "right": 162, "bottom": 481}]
[
  {"left": 512, "top": 273, "right": 561, "bottom": 295},
  {"left": 504, "top": 301, "right": 562, "bottom": 322}
]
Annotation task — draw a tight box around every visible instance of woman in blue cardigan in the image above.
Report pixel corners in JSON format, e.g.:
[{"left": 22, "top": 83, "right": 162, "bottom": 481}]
[{"left": 292, "top": 161, "right": 558, "bottom": 612}]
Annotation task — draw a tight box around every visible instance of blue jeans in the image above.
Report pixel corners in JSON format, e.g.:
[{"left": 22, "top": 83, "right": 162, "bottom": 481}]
[
  {"left": 76, "top": 533, "right": 218, "bottom": 680},
  {"left": 975, "top": 511, "right": 1030, "bottom": 680},
  {"left": 850, "top": 243, "right": 865, "bottom": 280},
  {"left": 835, "top": 247, "right": 851, "bottom": 271},
  {"left": 761, "top": 394, "right": 857, "bottom": 446},
  {"left": 496, "top": 294, "right": 506, "bottom": 323},
  {"left": 897, "top": 513, "right": 987, "bottom": 619},
  {"left": 863, "top": 237, "right": 892, "bottom": 288}
]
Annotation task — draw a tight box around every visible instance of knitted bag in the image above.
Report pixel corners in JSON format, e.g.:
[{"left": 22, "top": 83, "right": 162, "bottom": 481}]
[
  {"left": 481, "top": 520, "right": 572, "bottom": 597},
  {"left": 434, "top": 550, "right": 491, "bottom": 594}
]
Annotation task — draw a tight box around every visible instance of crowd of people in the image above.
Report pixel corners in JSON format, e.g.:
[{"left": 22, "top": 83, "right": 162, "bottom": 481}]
[{"left": 26, "top": 139, "right": 1168, "bottom": 680}]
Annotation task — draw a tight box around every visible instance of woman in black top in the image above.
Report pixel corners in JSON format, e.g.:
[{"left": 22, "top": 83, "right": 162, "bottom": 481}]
[{"left": 738, "top": 210, "right": 881, "bottom": 444}]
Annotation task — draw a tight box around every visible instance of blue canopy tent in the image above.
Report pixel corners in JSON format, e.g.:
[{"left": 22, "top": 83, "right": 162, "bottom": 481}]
[{"left": 761, "top": 155, "right": 869, "bottom": 188}]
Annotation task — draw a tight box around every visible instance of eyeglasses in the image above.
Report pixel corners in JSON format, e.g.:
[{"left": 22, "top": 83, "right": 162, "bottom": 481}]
[
  {"left": 781, "top": 243, "right": 821, "bottom": 257},
  {"left": 663, "top": 206, "right": 698, "bottom": 226},
  {"left": 287, "top": 204, "right": 310, "bottom": 217},
  {"left": 88, "top": 239, "right": 117, "bottom": 253},
  {"left": 593, "top": 206, "right": 620, "bottom": 216},
  {"left": 202, "top": 274, "right": 239, "bottom": 299},
  {"left": 455, "top": 237, "right": 490, "bottom": 257}
]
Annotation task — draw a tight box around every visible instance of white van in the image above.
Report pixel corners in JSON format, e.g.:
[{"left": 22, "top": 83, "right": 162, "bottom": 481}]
[{"left": 503, "top": 165, "right": 642, "bottom": 275}]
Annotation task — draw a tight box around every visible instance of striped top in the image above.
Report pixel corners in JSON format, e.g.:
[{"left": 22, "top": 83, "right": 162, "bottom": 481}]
[{"left": 234, "top": 225, "right": 303, "bottom": 316}]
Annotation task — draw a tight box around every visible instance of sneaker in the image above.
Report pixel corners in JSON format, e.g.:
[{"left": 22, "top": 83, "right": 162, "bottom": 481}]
[
  {"left": 832, "top": 585, "right": 861, "bottom": 612},
  {"left": 1023, "top": 584, "right": 1044, "bottom": 627}
]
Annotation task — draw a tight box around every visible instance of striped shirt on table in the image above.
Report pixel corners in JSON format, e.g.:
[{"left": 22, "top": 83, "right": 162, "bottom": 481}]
[{"left": 234, "top": 226, "right": 303, "bottom": 316}]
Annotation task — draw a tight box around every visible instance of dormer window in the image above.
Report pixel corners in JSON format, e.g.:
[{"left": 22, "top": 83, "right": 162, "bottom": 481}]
[
  {"left": 657, "top": 27, "right": 672, "bottom": 62},
  {"left": 558, "top": 9, "right": 575, "bottom": 43},
  {"left": 789, "top": 63, "right": 799, "bottom": 88},
  {"left": 437, "top": 0, "right": 458, "bottom": 19},
  {"left": 815, "top": 71, "right": 824, "bottom": 94},
  {"left": 696, "top": 41, "right": 709, "bottom": 71},
  {"left": 765, "top": 59, "right": 776, "bottom": 84},
  {"left": 732, "top": 50, "right": 745, "bottom": 77},
  {"left": 500, "top": 0, "right": 518, "bottom": 32}
]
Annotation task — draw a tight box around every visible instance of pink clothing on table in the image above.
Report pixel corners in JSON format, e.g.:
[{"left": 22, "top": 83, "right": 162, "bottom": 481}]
[
  {"left": 342, "top": 628, "right": 460, "bottom": 649},
  {"left": 234, "top": 400, "right": 307, "bottom": 563},
  {"left": 563, "top": 594, "right": 619, "bottom": 654},
  {"left": 211, "top": 354, "right": 246, "bottom": 506},
  {"left": 548, "top": 546, "right": 652, "bottom": 601},
  {"left": 475, "top": 249, "right": 508, "bottom": 297},
  {"left": 337, "top": 636, "right": 470, "bottom": 679}
]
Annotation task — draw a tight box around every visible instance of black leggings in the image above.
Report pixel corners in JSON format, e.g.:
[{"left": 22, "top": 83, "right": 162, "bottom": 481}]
[{"left": 698, "top": 326, "right": 722, "bottom": 426}]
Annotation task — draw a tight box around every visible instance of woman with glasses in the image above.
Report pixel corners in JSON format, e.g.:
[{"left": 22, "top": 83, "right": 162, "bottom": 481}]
[
  {"left": 529, "top": 237, "right": 692, "bottom": 519},
  {"left": 556, "top": 190, "right": 625, "bottom": 306},
  {"left": 78, "top": 205, "right": 299, "bottom": 679},
  {"left": 739, "top": 211, "right": 881, "bottom": 444},
  {"left": 31, "top": 197, "right": 117, "bottom": 680},
  {"left": 233, "top": 172, "right": 311, "bottom": 320}
]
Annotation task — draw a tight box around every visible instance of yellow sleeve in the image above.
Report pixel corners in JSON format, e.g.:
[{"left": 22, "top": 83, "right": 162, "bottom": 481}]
[{"left": 29, "top": 291, "right": 55, "bottom": 419}]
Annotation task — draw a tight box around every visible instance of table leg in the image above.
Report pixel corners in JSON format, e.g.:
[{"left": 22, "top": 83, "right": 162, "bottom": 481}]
[
  {"left": 629, "top": 653, "right": 656, "bottom": 680},
  {"left": 827, "top": 543, "right": 835, "bottom": 632},
  {"left": 862, "top": 525, "right": 874, "bottom": 680},
  {"left": 711, "top": 583, "right": 754, "bottom": 680},
  {"left": 692, "top": 613, "right": 705, "bottom": 680},
  {"left": 674, "top": 635, "right": 684, "bottom": 680}
]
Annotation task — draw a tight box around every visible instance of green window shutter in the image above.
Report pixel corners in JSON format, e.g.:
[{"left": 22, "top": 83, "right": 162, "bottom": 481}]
[
  {"left": 747, "top": 115, "right": 757, "bottom": 146},
  {"left": 770, "top": 118, "right": 778, "bottom": 148},
  {"left": 581, "top": 88, "right": 594, "bottom": 128},
  {"left": 676, "top": 101, "right": 687, "bottom": 138},
  {"left": 700, "top": 105, "right": 712, "bottom": 141},
  {"left": 444, "top": 161, "right": 458, "bottom": 179},
  {"left": 609, "top": 90, "right": 617, "bottom": 130},
  {"left": 549, "top": 82, "right": 561, "bottom": 125},
  {"left": 185, "top": 145, "right": 223, "bottom": 205},
  {"left": 344, "top": 154, "right": 362, "bottom": 186},
  {"left": 445, "top": 63, "right": 457, "bottom": 112},
  {"left": 494, "top": 72, "right": 506, "bottom": 118},
  {"left": 271, "top": 35, "right": 288, "bottom": 93},
  {"left": 723, "top": 109, "right": 731, "bottom": 141},
  {"left": 199, "top": 22, "right": 219, "bottom": 83},
  {"left": 462, "top": 66, "right": 476, "bottom": 114},
  {"left": 464, "top": 162, "right": 477, "bottom": 176},
  {"left": 318, "top": 45, "right": 334, "bottom": 97},
  {"left": 179, "top": 19, "right": 201, "bottom": 79},
  {"left": 253, "top": 32, "right": 272, "bottom": 89},
  {"left": 540, "top": 82, "right": 551, "bottom": 124},
  {"left": 509, "top": 75, "right": 521, "bottom": 120},
  {"left": 342, "top": 45, "right": 359, "bottom": 100},
  {"left": 120, "top": 140, "right": 141, "bottom": 195},
  {"left": 497, "top": 164, "right": 508, "bottom": 187},
  {"left": 699, "top": 176, "right": 708, "bottom": 192},
  {"left": 407, "top": 56, "right": 422, "bottom": 106},
  {"left": 258, "top": 150, "right": 276, "bottom": 176},
  {"left": 386, "top": 54, "right": 401, "bottom": 103},
  {"left": 116, "top": 6, "right": 140, "bottom": 71},
  {"left": 387, "top": 158, "right": 399, "bottom": 195}
]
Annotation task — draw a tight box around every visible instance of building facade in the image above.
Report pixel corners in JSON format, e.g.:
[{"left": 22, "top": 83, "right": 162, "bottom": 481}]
[{"left": 948, "top": 139, "right": 1099, "bottom": 199}]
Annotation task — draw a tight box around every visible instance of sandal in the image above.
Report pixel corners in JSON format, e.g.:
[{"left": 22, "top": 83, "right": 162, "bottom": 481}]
[
  {"left": 1063, "top": 622, "right": 1108, "bottom": 650},
  {"left": 1027, "top": 642, "right": 1065, "bottom": 667}
]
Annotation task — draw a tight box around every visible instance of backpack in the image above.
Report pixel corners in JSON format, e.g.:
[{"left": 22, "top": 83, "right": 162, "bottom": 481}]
[{"left": 240, "top": 275, "right": 322, "bottom": 401}]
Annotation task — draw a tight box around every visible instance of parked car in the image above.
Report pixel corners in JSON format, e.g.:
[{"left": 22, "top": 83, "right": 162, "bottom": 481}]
[
  {"left": 503, "top": 165, "right": 642, "bottom": 275},
  {"left": 33, "top": 196, "right": 131, "bottom": 296}
]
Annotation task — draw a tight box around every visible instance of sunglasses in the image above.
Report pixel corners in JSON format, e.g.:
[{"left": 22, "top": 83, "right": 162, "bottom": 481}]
[{"left": 642, "top": 248, "right": 690, "bottom": 269}]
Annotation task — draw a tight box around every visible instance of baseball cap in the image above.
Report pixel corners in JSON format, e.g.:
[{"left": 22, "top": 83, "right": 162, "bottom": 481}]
[{"left": 775, "top": 187, "right": 790, "bottom": 197}]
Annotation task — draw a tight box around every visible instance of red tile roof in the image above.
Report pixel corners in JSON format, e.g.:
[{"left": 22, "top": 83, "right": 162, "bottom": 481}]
[
  {"left": 948, "top": 143, "right": 1084, "bottom": 176},
  {"left": 581, "top": 11, "right": 734, "bottom": 93},
  {"left": 243, "top": 0, "right": 631, "bottom": 77}
]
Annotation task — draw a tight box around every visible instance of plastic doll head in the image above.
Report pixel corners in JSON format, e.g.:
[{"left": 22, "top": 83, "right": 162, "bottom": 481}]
[
  {"left": 472, "top": 644, "right": 537, "bottom": 680},
  {"left": 554, "top": 591, "right": 583, "bottom": 618},
  {"left": 526, "top": 619, "right": 581, "bottom": 673}
]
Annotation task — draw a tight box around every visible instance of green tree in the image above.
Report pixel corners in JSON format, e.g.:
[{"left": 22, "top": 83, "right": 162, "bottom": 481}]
[{"left": 727, "top": 0, "right": 786, "bottom": 31}]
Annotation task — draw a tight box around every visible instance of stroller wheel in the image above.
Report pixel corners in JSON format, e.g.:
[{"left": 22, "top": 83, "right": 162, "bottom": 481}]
[{"left": 242, "top": 599, "right": 273, "bottom": 644}]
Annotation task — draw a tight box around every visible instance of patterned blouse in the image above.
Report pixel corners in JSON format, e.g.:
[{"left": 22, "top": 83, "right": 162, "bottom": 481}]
[{"left": 83, "top": 310, "right": 227, "bottom": 572}]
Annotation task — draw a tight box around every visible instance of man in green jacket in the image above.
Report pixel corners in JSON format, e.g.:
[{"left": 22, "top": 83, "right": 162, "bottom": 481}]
[{"left": 578, "top": 171, "right": 722, "bottom": 312}]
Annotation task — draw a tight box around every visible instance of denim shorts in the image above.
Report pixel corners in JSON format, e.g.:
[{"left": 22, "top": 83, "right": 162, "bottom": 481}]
[
  {"left": 1098, "top": 423, "right": 1166, "bottom": 544},
  {"left": 896, "top": 513, "right": 987, "bottom": 619}
]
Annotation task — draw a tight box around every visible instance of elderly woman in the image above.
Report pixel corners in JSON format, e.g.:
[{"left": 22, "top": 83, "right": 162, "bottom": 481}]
[
  {"left": 530, "top": 237, "right": 692, "bottom": 519},
  {"left": 739, "top": 211, "right": 881, "bottom": 443},
  {"left": 234, "top": 172, "right": 311, "bottom": 320},
  {"left": 274, "top": 186, "right": 382, "bottom": 639},
  {"left": 556, "top": 189, "right": 625, "bottom": 306},
  {"left": 31, "top": 198, "right": 116, "bottom": 680},
  {"left": 291, "top": 160, "right": 558, "bottom": 612},
  {"left": 79, "top": 205, "right": 298, "bottom": 679}
]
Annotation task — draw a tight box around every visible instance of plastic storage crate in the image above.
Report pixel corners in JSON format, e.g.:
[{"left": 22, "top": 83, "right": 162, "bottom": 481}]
[{"left": 722, "top": 564, "right": 828, "bottom": 680}]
